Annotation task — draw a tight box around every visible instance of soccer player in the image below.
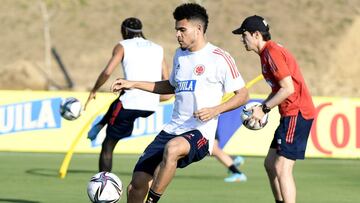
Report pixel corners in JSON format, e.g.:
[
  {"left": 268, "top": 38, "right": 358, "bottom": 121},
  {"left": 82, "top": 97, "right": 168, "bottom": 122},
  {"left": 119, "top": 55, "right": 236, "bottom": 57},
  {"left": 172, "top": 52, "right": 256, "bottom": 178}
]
[
  {"left": 90, "top": 109, "right": 247, "bottom": 182},
  {"left": 232, "top": 15, "right": 315, "bottom": 203},
  {"left": 111, "top": 3, "right": 249, "bottom": 203},
  {"left": 84, "top": 17, "right": 171, "bottom": 172},
  {"left": 212, "top": 94, "right": 247, "bottom": 182},
  {"left": 212, "top": 136, "right": 247, "bottom": 182}
]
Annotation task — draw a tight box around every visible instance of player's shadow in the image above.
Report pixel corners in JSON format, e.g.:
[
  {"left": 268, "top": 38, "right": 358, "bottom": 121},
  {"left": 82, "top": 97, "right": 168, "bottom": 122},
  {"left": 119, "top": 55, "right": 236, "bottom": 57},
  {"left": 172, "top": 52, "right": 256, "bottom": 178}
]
[
  {"left": 175, "top": 173, "right": 222, "bottom": 180},
  {"left": 25, "top": 168, "right": 132, "bottom": 178},
  {"left": 26, "top": 168, "right": 224, "bottom": 180},
  {"left": 25, "top": 168, "right": 58, "bottom": 177},
  {"left": 0, "top": 199, "right": 40, "bottom": 203}
]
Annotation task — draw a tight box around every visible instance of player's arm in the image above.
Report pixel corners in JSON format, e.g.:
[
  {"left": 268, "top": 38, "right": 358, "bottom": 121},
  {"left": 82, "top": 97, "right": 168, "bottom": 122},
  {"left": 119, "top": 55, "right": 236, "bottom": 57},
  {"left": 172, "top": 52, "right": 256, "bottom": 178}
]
[
  {"left": 264, "top": 76, "right": 294, "bottom": 108},
  {"left": 84, "top": 44, "right": 124, "bottom": 110},
  {"left": 252, "top": 76, "right": 294, "bottom": 120},
  {"left": 159, "top": 57, "right": 174, "bottom": 101},
  {"left": 91, "top": 44, "right": 124, "bottom": 93},
  {"left": 111, "top": 79, "right": 175, "bottom": 95},
  {"left": 262, "top": 92, "right": 276, "bottom": 105},
  {"left": 252, "top": 47, "right": 294, "bottom": 119},
  {"left": 194, "top": 87, "right": 249, "bottom": 122}
]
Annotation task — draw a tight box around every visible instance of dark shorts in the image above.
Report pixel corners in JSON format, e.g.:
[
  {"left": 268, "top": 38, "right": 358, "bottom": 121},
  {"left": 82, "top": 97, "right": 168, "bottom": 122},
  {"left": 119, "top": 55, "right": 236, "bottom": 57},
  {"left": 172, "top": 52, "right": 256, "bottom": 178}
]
[
  {"left": 105, "top": 99, "right": 154, "bottom": 140},
  {"left": 270, "top": 112, "right": 314, "bottom": 160},
  {"left": 134, "top": 130, "right": 209, "bottom": 176}
]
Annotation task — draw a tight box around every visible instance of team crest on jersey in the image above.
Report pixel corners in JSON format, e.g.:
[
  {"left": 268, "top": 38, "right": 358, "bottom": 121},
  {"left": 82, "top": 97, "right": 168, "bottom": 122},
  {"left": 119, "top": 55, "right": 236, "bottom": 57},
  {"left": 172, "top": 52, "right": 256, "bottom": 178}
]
[{"left": 194, "top": 64, "right": 205, "bottom": 76}]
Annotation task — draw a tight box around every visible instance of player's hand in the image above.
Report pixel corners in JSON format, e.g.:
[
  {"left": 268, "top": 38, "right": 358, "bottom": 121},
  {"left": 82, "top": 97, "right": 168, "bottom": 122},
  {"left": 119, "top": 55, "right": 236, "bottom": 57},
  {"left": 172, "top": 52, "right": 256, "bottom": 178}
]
[
  {"left": 249, "top": 105, "right": 265, "bottom": 125},
  {"left": 193, "top": 107, "right": 218, "bottom": 122},
  {"left": 111, "top": 78, "right": 133, "bottom": 93},
  {"left": 84, "top": 91, "right": 96, "bottom": 111}
]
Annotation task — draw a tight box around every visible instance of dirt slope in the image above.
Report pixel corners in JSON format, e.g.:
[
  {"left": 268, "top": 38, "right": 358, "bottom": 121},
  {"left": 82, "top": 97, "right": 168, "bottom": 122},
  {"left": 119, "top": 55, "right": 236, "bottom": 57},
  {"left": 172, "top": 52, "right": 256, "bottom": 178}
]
[{"left": 0, "top": 0, "right": 359, "bottom": 97}]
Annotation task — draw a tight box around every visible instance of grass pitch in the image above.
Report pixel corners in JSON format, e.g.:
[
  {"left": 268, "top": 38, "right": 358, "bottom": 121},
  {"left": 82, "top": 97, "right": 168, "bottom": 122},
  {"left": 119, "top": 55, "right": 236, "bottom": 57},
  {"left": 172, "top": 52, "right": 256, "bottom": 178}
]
[{"left": 0, "top": 152, "right": 359, "bottom": 203}]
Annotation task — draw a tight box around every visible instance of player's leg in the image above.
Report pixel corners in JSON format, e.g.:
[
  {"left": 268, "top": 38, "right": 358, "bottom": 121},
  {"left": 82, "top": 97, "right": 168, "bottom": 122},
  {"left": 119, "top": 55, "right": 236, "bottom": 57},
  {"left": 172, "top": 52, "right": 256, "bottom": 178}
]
[
  {"left": 269, "top": 112, "right": 313, "bottom": 203},
  {"left": 127, "top": 171, "right": 153, "bottom": 203},
  {"left": 213, "top": 139, "right": 233, "bottom": 166},
  {"left": 265, "top": 120, "right": 286, "bottom": 202},
  {"left": 212, "top": 139, "right": 246, "bottom": 182},
  {"left": 98, "top": 100, "right": 115, "bottom": 125},
  {"left": 99, "top": 104, "right": 140, "bottom": 172},
  {"left": 264, "top": 148, "right": 283, "bottom": 202},
  {"left": 128, "top": 131, "right": 172, "bottom": 203},
  {"left": 275, "top": 156, "right": 296, "bottom": 203},
  {"left": 278, "top": 113, "right": 313, "bottom": 203},
  {"left": 88, "top": 98, "right": 118, "bottom": 140},
  {"left": 146, "top": 130, "right": 209, "bottom": 203},
  {"left": 99, "top": 135, "right": 119, "bottom": 172},
  {"left": 150, "top": 136, "right": 190, "bottom": 194}
]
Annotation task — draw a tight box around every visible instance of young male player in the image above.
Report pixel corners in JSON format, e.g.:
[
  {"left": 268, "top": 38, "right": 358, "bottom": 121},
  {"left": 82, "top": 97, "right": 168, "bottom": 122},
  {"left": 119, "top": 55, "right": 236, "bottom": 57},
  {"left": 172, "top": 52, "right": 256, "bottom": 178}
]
[
  {"left": 111, "top": 3, "right": 249, "bottom": 203},
  {"left": 84, "top": 17, "right": 171, "bottom": 172},
  {"left": 232, "top": 15, "right": 315, "bottom": 203}
]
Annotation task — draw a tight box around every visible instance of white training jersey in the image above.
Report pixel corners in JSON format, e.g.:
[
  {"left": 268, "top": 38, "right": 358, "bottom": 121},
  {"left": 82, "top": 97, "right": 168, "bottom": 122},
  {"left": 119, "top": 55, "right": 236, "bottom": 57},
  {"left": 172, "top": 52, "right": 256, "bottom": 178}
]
[
  {"left": 119, "top": 37, "right": 164, "bottom": 111},
  {"left": 163, "top": 42, "right": 245, "bottom": 154}
]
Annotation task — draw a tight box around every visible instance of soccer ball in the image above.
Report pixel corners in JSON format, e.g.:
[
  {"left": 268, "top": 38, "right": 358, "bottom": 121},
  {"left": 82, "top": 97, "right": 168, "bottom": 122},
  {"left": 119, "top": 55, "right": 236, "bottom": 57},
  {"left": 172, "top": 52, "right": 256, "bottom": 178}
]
[
  {"left": 60, "top": 97, "right": 82, "bottom": 120},
  {"left": 241, "top": 101, "right": 269, "bottom": 130},
  {"left": 87, "top": 172, "right": 123, "bottom": 203}
]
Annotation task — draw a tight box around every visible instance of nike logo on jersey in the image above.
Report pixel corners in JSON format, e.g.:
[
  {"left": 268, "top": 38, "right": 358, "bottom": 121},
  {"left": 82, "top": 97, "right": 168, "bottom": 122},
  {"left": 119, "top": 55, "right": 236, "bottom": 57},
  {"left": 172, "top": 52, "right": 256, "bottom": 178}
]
[{"left": 175, "top": 80, "right": 196, "bottom": 92}]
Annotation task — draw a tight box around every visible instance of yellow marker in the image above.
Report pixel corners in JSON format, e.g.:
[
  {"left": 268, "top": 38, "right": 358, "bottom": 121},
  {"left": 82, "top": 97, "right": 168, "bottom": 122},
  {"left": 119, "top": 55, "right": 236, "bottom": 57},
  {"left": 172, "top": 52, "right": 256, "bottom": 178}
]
[
  {"left": 245, "top": 74, "right": 264, "bottom": 89},
  {"left": 59, "top": 102, "right": 111, "bottom": 179},
  {"left": 222, "top": 74, "right": 264, "bottom": 102}
]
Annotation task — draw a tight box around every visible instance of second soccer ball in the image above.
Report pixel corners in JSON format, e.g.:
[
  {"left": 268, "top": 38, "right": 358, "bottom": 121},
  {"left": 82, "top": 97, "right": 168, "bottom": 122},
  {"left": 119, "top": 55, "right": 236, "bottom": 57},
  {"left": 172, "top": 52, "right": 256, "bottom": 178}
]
[{"left": 241, "top": 101, "right": 269, "bottom": 130}]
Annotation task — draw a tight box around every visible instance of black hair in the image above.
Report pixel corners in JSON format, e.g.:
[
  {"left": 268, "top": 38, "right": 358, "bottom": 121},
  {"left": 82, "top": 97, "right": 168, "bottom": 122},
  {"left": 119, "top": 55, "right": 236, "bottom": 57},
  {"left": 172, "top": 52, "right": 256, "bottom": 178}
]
[
  {"left": 252, "top": 31, "right": 271, "bottom": 41},
  {"left": 260, "top": 31, "right": 271, "bottom": 41},
  {"left": 121, "top": 17, "right": 145, "bottom": 39},
  {"left": 173, "top": 3, "right": 209, "bottom": 33},
  {"left": 249, "top": 31, "right": 271, "bottom": 41}
]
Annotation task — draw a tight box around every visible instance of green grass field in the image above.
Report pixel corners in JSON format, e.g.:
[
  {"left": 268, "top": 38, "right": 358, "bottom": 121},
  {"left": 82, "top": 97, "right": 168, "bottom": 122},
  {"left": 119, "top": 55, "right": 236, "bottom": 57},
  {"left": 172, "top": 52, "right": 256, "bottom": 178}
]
[{"left": 0, "top": 152, "right": 359, "bottom": 203}]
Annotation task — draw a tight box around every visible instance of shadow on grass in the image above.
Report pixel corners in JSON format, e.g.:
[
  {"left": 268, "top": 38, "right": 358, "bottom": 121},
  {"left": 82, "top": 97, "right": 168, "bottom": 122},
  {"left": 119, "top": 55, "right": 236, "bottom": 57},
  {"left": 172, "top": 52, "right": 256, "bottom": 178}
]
[
  {"left": 25, "top": 168, "right": 132, "bottom": 178},
  {"left": 0, "top": 199, "right": 40, "bottom": 203},
  {"left": 25, "top": 168, "right": 221, "bottom": 180},
  {"left": 175, "top": 173, "right": 223, "bottom": 180}
]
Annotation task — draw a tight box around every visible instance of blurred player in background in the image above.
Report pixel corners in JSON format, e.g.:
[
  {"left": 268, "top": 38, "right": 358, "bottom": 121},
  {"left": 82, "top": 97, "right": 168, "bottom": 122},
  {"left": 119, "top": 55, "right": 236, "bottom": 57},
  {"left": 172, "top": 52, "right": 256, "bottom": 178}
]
[
  {"left": 213, "top": 133, "right": 246, "bottom": 182},
  {"left": 233, "top": 15, "right": 315, "bottom": 203},
  {"left": 111, "top": 3, "right": 249, "bottom": 203},
  {"left": 84, "top": 17, "right": 172, "bottom": 172}
]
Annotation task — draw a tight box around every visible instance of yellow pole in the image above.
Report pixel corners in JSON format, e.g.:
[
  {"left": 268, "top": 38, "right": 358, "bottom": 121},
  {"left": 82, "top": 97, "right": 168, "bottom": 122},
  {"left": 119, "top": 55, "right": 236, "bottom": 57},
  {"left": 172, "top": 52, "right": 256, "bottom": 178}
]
[
  {"left": 245, "top": 74, "right": 264, "bottom": 89},
  {"left": 222, "top": 74, "right": 264, "bottom": 102},
  {"left": 59, "top": 101, "right": 111, "bottom": 179}
]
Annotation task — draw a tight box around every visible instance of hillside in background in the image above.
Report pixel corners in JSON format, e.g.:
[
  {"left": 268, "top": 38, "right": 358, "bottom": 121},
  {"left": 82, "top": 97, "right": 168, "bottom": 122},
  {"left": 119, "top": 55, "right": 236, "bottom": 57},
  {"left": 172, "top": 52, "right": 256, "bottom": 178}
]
[{"left": 0, "top": 0, "right": 359, "bottom": 97}]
